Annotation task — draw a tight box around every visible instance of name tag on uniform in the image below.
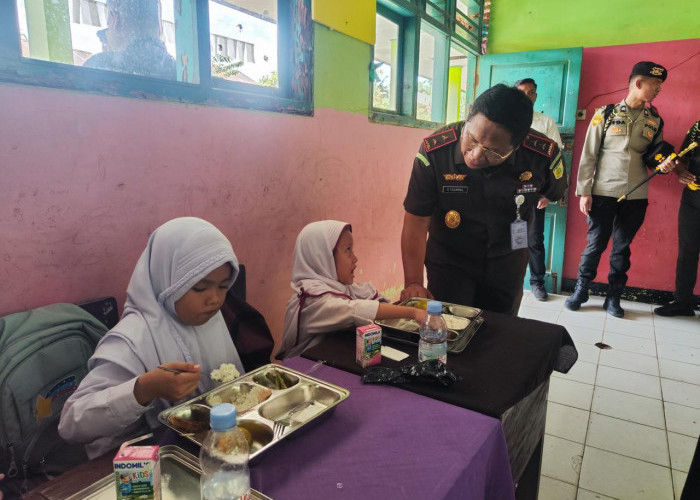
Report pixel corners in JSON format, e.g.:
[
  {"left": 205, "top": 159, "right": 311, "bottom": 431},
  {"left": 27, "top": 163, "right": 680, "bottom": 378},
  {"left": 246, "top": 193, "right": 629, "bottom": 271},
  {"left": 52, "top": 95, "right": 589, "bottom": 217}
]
[
  {"left": 442, "top": 186, "right": 468, "bottom": 194},
  {"left": 511, "top": 219, "right": 528, "bottom": 250}
]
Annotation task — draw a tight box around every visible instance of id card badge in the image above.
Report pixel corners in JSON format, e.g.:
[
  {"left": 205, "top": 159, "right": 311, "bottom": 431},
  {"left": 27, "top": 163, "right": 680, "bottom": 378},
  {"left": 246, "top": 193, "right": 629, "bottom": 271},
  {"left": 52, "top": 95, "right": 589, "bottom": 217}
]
[
  {"left": 511, "top": 194, "right": 528, "bottom": 250},
  {"left": 511, "top": 219, "right": 528, "bottom": 249}
]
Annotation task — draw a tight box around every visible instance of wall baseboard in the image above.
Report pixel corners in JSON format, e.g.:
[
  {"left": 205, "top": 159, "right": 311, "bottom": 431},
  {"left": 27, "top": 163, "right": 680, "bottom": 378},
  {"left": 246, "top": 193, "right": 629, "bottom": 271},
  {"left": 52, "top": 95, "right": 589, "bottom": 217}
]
[{"left": 560, "top": 279, "right": 700, "bottom": 310}]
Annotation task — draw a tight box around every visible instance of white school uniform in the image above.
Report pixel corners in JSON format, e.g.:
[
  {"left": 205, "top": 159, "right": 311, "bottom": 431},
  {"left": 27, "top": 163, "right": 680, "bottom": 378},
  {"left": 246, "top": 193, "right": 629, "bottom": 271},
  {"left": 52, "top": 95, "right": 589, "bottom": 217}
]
[
  {"left": 276, "top": 220, "right": 385, "bottom": 360},
  {"left": 58, "top": 217, "right": 244, "bottom": 458}
]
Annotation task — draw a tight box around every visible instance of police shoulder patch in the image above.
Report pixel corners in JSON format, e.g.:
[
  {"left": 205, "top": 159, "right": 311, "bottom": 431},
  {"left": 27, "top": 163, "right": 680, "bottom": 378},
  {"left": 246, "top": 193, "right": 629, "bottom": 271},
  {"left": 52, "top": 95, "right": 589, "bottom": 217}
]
[
  {"left": 424, "top": 128, "right": 458, "bottom": 152},
  {"left": 521, "top": 132, "right": 556, "bottom": 158}
]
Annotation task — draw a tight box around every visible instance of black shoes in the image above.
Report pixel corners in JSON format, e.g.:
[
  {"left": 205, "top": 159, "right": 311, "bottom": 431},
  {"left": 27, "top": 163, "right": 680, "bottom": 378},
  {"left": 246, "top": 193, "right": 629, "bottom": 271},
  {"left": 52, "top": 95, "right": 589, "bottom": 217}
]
[
  {"left": 532, "top": 284, "right": 548, "bottom": 301},
  {"left": 604, "top": 294, "right": 624, "bottom": 318},
  {"left": 654, "top": 301, "right": 696, "bottom": 317},
  {"left": 565, "top": 279, "right": 590, "bottom": 311}
]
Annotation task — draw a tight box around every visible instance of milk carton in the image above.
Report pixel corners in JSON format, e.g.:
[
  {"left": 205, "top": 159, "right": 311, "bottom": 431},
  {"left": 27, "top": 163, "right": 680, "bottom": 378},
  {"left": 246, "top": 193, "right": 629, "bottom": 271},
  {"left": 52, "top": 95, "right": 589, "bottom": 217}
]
[
  {"left": 356, "top": 324, "right": 382, "bottom": 368},
  {"left": 114, "top": 445, "right": 161, "bottom": 500}
]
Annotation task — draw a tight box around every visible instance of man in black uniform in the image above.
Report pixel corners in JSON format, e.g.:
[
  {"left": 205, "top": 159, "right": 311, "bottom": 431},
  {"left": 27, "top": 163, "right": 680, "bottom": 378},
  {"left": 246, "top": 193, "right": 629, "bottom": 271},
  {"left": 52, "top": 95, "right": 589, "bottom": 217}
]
[
  {"left": 654, "top": 120, "right": 700, "bottom": 317},
  {"left": 400, "top": 84, "right": 568, "bottom": 315}
]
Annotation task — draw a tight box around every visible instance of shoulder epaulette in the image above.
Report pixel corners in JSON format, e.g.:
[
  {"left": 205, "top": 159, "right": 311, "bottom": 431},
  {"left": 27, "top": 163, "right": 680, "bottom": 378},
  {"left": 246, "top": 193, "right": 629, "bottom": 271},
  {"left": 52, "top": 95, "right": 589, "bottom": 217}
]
[
  {"left": 648, "top": 104, "right": 659, "bottom": 117},
  {"left": 521, "top": 132, "right": 556, "bottom": 158},
  {"left": 423, "top": 128, "right": 458, "bottom": 153}
]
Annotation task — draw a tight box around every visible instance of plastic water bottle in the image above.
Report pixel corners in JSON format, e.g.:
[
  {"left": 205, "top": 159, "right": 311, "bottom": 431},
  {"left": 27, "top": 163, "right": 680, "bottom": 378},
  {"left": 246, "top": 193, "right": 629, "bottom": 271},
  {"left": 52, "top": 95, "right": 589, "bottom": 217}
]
[
  {"left": 418, "top": 300, "right": 448, "bottom": 364},
  {"left": 199, "top": 403, "right": 251, "bottom": 500}
]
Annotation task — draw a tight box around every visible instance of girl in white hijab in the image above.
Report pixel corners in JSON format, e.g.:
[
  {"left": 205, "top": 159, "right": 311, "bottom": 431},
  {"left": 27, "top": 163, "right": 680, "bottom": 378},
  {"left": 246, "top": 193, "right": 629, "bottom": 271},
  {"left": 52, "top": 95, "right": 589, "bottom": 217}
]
[
  {"left": 276, "top": 220, "right": 426, "bottom": 359},
  {"left": 59, "top": 217, "right": 245, "bottom": 458}
]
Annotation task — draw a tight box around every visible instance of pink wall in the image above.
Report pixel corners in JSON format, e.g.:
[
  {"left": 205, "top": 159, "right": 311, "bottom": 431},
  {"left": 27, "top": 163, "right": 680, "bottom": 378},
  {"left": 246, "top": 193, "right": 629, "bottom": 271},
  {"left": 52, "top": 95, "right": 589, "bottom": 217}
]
[
  {"left": 0, "top": 83, "right": 426, "bottom": 342},
  {"left": 563, "top": 39, "right": 700, "bottom": 293}
]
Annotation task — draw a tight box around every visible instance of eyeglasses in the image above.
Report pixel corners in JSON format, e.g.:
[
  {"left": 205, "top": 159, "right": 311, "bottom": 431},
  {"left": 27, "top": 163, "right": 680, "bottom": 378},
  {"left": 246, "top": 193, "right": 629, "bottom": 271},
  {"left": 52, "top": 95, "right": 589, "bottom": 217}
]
[{"left": 461, "top": 127, "right": 515, "bottom": 164}]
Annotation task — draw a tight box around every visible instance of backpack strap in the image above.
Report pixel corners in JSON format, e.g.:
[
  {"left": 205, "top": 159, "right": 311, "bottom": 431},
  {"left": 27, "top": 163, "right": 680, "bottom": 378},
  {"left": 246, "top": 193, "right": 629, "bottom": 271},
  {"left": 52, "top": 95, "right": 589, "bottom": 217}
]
[{"left": 652, "top": 116, "right": 664, "bottom": 144}]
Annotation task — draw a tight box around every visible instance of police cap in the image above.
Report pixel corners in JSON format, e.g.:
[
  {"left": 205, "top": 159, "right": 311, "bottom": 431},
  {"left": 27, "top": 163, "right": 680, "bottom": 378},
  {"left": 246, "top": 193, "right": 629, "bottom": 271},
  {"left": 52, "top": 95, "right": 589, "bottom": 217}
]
[{"left": 630, "top": 61, "right": 667, "bottom": 82}]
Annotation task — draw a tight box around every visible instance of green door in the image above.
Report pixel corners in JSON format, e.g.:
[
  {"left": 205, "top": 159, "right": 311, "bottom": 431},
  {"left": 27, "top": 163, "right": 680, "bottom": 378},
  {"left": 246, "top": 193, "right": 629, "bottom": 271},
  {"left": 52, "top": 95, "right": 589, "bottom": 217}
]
[{"left": 477, "top": 47, "right": 582, "bottom": 294}]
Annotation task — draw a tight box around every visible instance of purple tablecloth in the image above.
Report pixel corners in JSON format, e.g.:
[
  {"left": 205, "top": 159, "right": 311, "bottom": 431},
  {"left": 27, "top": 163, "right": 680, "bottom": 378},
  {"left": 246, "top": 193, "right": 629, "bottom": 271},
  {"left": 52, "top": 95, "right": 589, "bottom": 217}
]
[{"left": 250, "top": 357, "right": 515, "bottom": 500}]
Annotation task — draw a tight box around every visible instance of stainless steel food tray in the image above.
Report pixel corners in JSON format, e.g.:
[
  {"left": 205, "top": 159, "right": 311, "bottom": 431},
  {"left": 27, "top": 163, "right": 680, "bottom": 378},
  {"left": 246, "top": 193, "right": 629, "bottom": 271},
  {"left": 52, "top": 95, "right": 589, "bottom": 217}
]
[
  {"left": 158, "top": 364, "right": 350, "bottom": 463},
  {"left": 375, "top": 297, "right": 484, "bottom": 354},
  {"left": 65, "top": 445, "right": 273, "bottom": 500}
]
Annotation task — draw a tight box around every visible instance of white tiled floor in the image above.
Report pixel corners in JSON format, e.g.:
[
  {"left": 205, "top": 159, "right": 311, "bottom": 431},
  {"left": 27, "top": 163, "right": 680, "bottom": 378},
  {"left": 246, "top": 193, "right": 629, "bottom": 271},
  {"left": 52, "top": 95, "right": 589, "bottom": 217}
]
[{"left": 519, "top": 291, "right": 699, "bottom": 500}]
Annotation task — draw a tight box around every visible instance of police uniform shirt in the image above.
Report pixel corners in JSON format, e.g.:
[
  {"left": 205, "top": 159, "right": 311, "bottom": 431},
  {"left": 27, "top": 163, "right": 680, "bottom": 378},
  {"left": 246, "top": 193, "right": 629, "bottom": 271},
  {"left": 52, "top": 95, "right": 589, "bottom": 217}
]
[
  {"left": 403, "top": 121, "right": 568, "bottom": 261},
  {"left": 576, "top": 100, "right": 663, "bottom": 200}
]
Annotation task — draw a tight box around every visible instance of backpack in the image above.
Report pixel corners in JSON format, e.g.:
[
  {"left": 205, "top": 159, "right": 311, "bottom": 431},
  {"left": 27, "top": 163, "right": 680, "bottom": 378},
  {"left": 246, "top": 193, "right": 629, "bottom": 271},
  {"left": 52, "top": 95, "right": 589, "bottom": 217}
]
[
  {"left": 0, "top": 303, "right": 108, "bottom": 497},
  {"left": 220, "top": 291, "right": 275, "bottom": 372}
]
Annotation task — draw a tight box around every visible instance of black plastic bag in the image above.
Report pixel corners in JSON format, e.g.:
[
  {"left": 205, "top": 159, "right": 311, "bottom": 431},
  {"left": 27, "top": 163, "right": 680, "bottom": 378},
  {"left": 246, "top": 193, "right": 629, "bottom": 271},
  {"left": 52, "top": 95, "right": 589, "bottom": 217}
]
[{"left": 361, "top": 359, "right": 459, "bottom": 387}]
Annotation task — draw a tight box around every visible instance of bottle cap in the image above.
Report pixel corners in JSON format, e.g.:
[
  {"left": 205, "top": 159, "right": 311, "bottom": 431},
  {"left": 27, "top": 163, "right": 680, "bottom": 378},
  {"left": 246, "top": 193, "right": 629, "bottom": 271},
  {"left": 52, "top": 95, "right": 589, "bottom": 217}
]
[
  {"left": 210, "top": 403, "right": 237, "bottom": 431},
  {"left": 427, "top": 300, "right": 442, "bottom": 314}
]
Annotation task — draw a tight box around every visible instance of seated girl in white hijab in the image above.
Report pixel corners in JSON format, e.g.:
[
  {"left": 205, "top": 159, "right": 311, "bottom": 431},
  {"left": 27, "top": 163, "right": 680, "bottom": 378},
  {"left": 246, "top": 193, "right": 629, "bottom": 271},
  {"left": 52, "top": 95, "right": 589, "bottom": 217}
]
[
  {"left": 59, "top": 217, "right": 245, "bottom": 458},
  {"left": 276, "top": 220, "right": 427, "bottom": 359}
]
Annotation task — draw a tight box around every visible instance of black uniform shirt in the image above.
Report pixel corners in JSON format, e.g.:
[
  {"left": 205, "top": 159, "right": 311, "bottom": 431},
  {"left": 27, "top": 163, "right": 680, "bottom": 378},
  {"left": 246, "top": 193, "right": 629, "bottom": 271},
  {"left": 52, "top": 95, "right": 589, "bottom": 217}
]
[{"left": 404, "top": 121, "right": 568, "bottom": 262}]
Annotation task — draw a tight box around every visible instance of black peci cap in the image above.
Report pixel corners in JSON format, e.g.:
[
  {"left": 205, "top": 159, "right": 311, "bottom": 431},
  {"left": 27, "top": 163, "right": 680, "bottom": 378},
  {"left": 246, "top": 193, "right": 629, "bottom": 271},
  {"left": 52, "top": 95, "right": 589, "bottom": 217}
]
[{"left": 630, "top": 61, "right": 667, "bottom": 82}]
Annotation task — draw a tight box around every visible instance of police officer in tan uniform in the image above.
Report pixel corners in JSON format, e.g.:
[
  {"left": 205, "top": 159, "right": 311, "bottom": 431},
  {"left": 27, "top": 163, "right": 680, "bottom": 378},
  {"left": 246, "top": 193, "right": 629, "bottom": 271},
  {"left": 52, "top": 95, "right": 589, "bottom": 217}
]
[
  {"left": 400, "top": 84, "right": 568, "bottom": 315},
  {"left": 566, "top": 61, "right": 675, "bottom": 317}
]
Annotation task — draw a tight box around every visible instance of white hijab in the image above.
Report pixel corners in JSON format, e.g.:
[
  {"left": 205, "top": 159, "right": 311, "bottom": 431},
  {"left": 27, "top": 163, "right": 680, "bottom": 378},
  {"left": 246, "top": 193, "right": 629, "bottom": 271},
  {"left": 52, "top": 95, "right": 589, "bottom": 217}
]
[
  {"left": 278, "top": 220, "right": 378, "bottom": 357},
  {"left": 90, "top": 217, "right": 244, "bottom": 416},
  {"left": 290, "top": 220, "right": 378, "bottom": 299}
]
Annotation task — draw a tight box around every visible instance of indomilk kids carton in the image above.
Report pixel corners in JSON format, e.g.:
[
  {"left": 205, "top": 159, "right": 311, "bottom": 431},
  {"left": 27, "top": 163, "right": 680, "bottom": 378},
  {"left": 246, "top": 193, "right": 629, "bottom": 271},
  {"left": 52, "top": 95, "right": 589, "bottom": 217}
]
[
  {"left": 114, "top": 445, "right": 161, "bottom": 500},
  {"left": 356, "top": 324, "right": 382, "bottom": 368}
]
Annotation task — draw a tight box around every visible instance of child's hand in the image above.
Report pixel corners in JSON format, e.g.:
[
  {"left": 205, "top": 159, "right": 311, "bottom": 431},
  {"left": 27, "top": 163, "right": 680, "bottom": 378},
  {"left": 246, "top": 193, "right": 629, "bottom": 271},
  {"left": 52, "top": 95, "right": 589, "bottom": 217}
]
[
  {"left": 134, "top": 362, "right": 201, "bottom": 405},
  {"left": 413, "top": 308, "right": 428, "bottom": 325}
]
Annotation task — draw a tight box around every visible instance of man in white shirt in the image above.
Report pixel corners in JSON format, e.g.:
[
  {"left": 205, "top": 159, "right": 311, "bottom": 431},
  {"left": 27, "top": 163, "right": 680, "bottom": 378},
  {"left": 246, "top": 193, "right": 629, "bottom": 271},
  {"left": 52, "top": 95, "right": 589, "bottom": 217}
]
[{"left": 515, "top": 78, "right": 564, "bottom": 301}]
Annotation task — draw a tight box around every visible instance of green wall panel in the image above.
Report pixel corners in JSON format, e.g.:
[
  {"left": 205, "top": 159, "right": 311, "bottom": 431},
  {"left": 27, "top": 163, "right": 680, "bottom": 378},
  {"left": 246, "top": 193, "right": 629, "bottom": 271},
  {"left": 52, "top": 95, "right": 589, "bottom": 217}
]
[
  {"left": 488, "top": 0, "right": 697, "bottom": 54},
  {"left": 314, "top": 23, "right": 370, "bottom": 114}
]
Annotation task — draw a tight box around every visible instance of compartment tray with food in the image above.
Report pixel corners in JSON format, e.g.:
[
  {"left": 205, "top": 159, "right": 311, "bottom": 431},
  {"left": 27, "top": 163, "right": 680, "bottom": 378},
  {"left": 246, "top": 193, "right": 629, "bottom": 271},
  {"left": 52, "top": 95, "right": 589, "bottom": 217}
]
[
  {"left": 375, "top": 297, "right": 484, "bottom": 354},
  {"left": 159, "top": 364, "right": 350, "bottom": 463}
]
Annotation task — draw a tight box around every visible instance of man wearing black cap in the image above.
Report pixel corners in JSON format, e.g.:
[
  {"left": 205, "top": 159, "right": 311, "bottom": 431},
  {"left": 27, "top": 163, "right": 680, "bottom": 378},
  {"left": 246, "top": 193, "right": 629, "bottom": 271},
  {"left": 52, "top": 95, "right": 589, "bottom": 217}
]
[{"left": 566, "top": 61, "right": 675, "bottom": 317}]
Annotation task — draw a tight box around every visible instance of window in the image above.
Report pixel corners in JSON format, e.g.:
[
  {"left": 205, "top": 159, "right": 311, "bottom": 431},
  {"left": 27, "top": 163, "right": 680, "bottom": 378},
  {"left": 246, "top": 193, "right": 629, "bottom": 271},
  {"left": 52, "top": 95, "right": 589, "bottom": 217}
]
[
  {"left": 372, "top": 12, "right": 400, "bottom": 112},
  {"left": 446, "top": 43, "right": 476, "bottom": 122},
  {"left": 209, "top": 0, "right": 278, "bottom": 87},
  {"left": 371, "top": 0, "right": 482, "bottom": 128},
  {"left": 0, "top": 0, "right": 312, "bottom": 114},
  {"left": 416, "top": 24, "right": 447, "bottom": 122},
  {"left": 453, "top": 0, "right": 483, "bottom": 53}
]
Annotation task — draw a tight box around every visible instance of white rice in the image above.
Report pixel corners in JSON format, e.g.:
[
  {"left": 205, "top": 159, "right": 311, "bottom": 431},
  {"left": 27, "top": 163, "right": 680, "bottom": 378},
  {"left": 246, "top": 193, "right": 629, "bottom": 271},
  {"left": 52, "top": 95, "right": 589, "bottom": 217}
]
[{"left": 210, "top": 363, "right": 240, "bottom": 384}]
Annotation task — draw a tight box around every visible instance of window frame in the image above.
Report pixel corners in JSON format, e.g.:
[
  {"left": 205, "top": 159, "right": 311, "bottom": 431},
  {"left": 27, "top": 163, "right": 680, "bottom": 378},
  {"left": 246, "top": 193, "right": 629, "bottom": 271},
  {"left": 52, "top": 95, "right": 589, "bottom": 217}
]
[
  {"left": 0, "top": 0, "right": 313, "bottom": 115},
  {"left": 370, "top": 0, "right": 482, "bottom": 129}
]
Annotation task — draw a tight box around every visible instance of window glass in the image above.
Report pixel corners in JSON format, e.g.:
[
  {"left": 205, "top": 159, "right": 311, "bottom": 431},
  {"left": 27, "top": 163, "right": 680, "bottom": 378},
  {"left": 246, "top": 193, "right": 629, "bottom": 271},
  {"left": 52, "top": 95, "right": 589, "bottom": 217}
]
[
  {"left": 416, "top": 28, "right": 434, "bottom": 121},
  {"left": 454, "top": 0, "right": 481, "bottom": 50},
  {"left": 447, "top": 44, "right": 474, "bottom": 122},
  {"left": 209, "top": 0, "right": 278, "bottom": 87},
  {"left": 372, "top": 14, "right": 399, "bottom": 112},
  {"left": 424, "top": 0, "right": 448, "bottom": 27},
  {"left": 416, "top": 26, "right": 446, "bottom": 123},
  {"left": 16, "top": 0, "right": 179, "bottom": 80}
]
